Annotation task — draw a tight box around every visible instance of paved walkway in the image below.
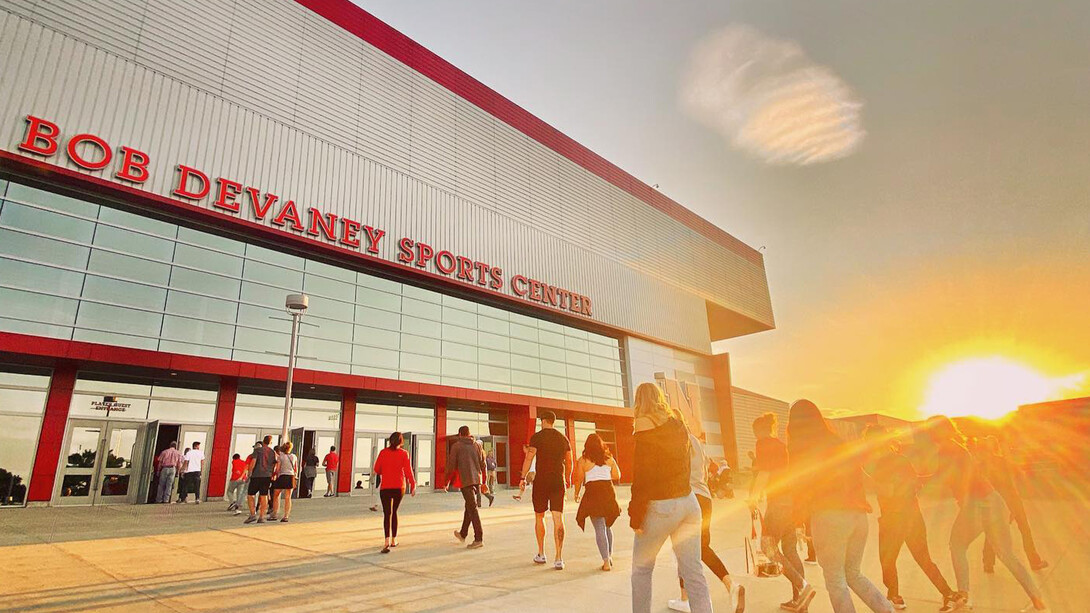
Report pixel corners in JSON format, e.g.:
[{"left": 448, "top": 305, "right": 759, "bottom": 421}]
[{"left": 0, "top": 490, "right": 1084, "bottom": 612}]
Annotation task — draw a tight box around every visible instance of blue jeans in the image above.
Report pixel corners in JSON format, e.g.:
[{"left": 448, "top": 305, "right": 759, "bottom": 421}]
[
  {"left": 950, "top": 490, "right": 1041, "bottom": 600},
  {"left": 590, "top": 516, "right": 613, "bottom": 561},
  {"left": 811, "top": 510, "right": 893, "bottom": 613},
  {"left": 156, "top": 466, "right": 176, "bottom": 503},
  {"left": 631, "top": 494, "right": 711, "bottom": 613}
]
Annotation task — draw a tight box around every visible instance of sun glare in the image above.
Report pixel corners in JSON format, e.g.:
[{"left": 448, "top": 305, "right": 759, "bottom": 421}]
[{"left": 919, "top": 356, "right": 1081, "bottom": 420}]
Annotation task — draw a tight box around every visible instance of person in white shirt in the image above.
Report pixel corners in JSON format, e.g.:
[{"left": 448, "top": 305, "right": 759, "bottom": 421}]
[{"left": 179, "top": 441, "right": 205, "bottom": 504}]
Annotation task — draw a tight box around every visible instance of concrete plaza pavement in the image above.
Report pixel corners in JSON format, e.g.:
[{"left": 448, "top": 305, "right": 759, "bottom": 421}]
[{"left": 0, "top": 489, "right": 1084, "bottom": 612}]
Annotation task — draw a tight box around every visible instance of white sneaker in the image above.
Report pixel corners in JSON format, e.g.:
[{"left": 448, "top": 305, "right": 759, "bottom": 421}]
[
  {"left": 553, "top": 559, "right": 565, "bottom": 570},
  {"left": 668, "top": 599, "right": 692, "bottom": 613},
  {"left": 533, "top": 554, "right": 547, "bottom": 564}
]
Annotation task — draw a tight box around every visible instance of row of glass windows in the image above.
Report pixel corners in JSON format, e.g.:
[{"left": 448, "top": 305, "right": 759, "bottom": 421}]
[
  {"left": 0, "top": 182, "right": 625, "bottom": 406},
  {"left": 0, "top": 371, "right": 50, "bottom": 506}
]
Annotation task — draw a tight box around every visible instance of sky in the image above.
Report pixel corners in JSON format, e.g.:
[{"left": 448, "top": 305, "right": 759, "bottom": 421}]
[{"left": 356, "top": 0, "right": 1090, "bottom": 420}]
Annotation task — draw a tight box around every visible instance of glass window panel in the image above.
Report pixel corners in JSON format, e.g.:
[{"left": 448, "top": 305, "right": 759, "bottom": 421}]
[
  {"left": 478, "top": 365, "right": 511, "bottom": 385},
  {"left": 304, "top": 259, "right": 355, "bottom": 283},
  {"left": 165, "top": 290, "right": 239, "bottom": 324},
  {"left": 401, "top": 284, "right": 441, "bottom": 304},
  {"left": 510, "top": 354, "right": 540, "bottom": 372},
  {"left": 539, "top": 360, "right": 566, "bottom": 377},
  {"left": 233, "top": 326, "right": 290, "bottom": 355},
  {"left": 397, "top": 415, "right": 434, "bottom": 432},
  {"left": 151, "top": 386, "right": 217, "bottom": 402},
  {"left": 0, "top": 317, "right": 70, "bottom": 339},
  {"left": 566, "top": 351, "right": 591, "bottom": 368},
  {"left": 233, "top": 404, "right": 282, "bottom": 427},
  {"left": 0, "top": 413, "right": 44, "bottom": 505},
  {"left": 240, "top": 280, "right": 295, "bottom": 309},
  {"left": 92, "top": 225, "right": 175, "bottom": 260},
  {"left": 402, "top": 297, "right": 441, "bottom": 320},
  {"left": 477, "top": 304, "right": 509, "bottom": 321},
  {"left": 401, "top": 316, "right": 440, "bottom": 338},
  {"left": 442, "top": 305, "right": 476, "bottom": 328},
  {"left": 541, "top": 374, "right": 567, "bottom": 393},
  {"left": 87, "top": 250, "right": 170, "bottom": 285},
  {"left": 589, "top": 355, "right": 619, "bottom": 372},
  {"left": 168, "top": 268, "right": 241, "bottom": 300},
  {"left": 0, "top": 201, "right": 96, "bottom": 242},
  {"left": 148, "top": 399, "right": 216, "bottom": 423},
  {"left": 538, "top": 330, "right": 565, "bottom": 348},
  {"left": 245, "top": 244, "right": 304, "bottom": 270},
  {"left": 441, "top": 294, "right": 477, "bottom": 312},
  {"left": 352, "top": 346, "right": 400, "bottom": 369},
  {"left": 291, "top": 409, "right": 340, "bottom": 429},
  {"left": 510, "top": 338, "right": 539, "bottom": 358},
  {"left": 441, "top": 323, "right": 476, "bottom": 345},
  {"left": 351, "top": 365, "right": 399, "bottom": 379},
  {"left": 564, "top": 336, "right": 589, "bottom": 352},
  {"left": 478, "top": 348, "right": 510, "bottom": 367},
  {"left": 82, "top": 276, "right": 166, "bottom": 311},
  {"left": 73, "top": 329, "right": 158, "bottom": 351},
  {"left": 76, "top": 302, "right": 163, "bottom": 336},
  {"left": 355, "top": 286, "right": 402, "bottom": 312},
  {"left": 64, "top": 425, "right": 101, "bottom": 468},
  {"left": 177, "top": 226, "right": 246, "bottom": 255},
  {"left": 478, "top": 316, "right": 509, "bottom": 336},
  {"left": 564, "top": 327, "right": 589, "bottom": 339},
  {"left": 511, "top": 370, "right": 541, "bottom": 388},
  {"left": 6, "top": 184, "right": 99, "bottom": 217},
  {"left": 357, "top": 272, "right": 401, "bottom": 294},
  {"left": 352, "top": 325, "right": 401, "bottom": 350},
  {"left": 0, "top": 258, "right": 84, "bottom": 297},
  {"left": 568, "top": 379, "right": 593, "bottom": 396},
  {"left": 172, "top": 243, "right": 244, "bottom": 277},
  {"left": 160, "top": 315, "right": 234, "bottom": 348},
  {"left": 356, "top": 412, "right": 397, "bottom": 431},
  {"left": 441, "top": 342, "right": 477, "bottom": 362},
  {"left": 398, "top": 353, "right": 440, "bottom": 376},
  {"left": 400, "top": 333, "right": 441, "bottom": 356},
  {"left": 441, "top": 359, "right": 476, "bottom": 380},
  {"left": 97, "top": 207, "right": 175, "bottom": 237},
  {"left": 242, "top": 259, "right": 302, "bottom": 289},
  {"left": 306, "top": 316, "right": 353, "bottom": 343},
  {"left": 477, "top": 331, "right": 510, "bottom": 352},
  {"left": 0, "top": 287, "right": 79, "bottom": 326},
  {"left": 509, "top": 312, "right": 538, "bottom": 327},
  {"left": 304, "top": 274, "right": 355, "bottom": 302},
  {"left": 509, "top": 322, "right": 537, "bottom": 341},
  {"left": 305, "top": 295, "right": 354, "bottom": 325},
  {"left": 354, "top": 305, "right": 401, "bottom": 332},
  {"left": 0, "top": 230, "right": 90, "bottom": 269},
  {"left": 68, "top": 391, "right": 151, "bottom": 419}
]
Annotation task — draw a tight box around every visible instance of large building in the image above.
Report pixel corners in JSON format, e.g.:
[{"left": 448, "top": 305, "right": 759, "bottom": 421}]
[{"left": 0, "top": 0, "right": 773, "bottom": 507}]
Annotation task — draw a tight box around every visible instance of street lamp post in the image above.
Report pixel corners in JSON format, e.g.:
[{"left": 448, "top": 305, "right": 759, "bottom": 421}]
[{"left": 281, "top": 293, "right": 309, "bottom": 444}]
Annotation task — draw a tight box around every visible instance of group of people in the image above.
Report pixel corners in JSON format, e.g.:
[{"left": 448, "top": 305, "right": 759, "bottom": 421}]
[
  {"left": 152, "top": 440, "right": 204, "bottom": 504},
  {"left": 744, "top": 403, "right": 1050, "bottom": 613}
]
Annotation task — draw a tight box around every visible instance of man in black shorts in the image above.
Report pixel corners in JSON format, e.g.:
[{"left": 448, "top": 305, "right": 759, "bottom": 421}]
[
  {"left": 243, "top": 436, "right": 276, "bottom": 524},
  {"left": 520, "top": 411, "right": 572, "bottom": 570}
]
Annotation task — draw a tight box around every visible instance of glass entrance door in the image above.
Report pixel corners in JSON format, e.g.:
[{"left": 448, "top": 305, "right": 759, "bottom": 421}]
[
  {"left": 480, "top": 436, "right": 509, "bottom": 487},
  {"left": 353, "top": 433, "right": 383, "bottom": 492},
  {"left": 55, "top": 419, "right": 146, "bottom": 505}
]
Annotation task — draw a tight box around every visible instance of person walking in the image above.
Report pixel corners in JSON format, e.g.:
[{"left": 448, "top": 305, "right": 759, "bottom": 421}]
[
  {"left": 446, "top": 425, "right": 485, "bottom": 549},
  {"left": 923, "top": 417, "right": 1047, "bottom": 612},
  {"left": 373, "top": 431, "right": 416, "bottom": 553},
  {"left": 486, "top": 450, "right": 498, "bottom": 497},
  {"left": 629, "top": 382, "right": 711, "bottom": 613},
  {"left": 787, "top": 399, "right": 892, "bottom": 613},
  {"left": 573, "top": 432, "right": 621, "bottom": 571},
  {"left": 323, "top": 445, "right": 339, "bottom": 497},
  {"left": 671, "top": 427, "right": 744, "bottom": 613},
  {"left": 244, "top": 437, "right": 277, "bottom": 524},
  {"left": 748, "top": 412, "right": 814, "bottom": 612},
  {"left": 520, "top": 410, "right": 572, "bottom": 569},
  {"left": 178, "top": 441, "right": 205, "bottom": 504},
  {"left": 861, "top": 425, "right": 954, "bottom": 610},
  {"left": 976, "top": 436, "right": 1048, "bottom": 573},
  {"left": 225, "top": 453, "right": 247, "bottom": 515},
  {"left": 270, "top": 441, "right": 298, "bottom": 522},
  {"left": 474, "top": 438, "right": 495, "bottom": 508},
  {"left": 155, "top": 442, "right": 183, "bottom": 504},
  {"left": 301, "top": 448, "right": 319, "bottom": 498}
]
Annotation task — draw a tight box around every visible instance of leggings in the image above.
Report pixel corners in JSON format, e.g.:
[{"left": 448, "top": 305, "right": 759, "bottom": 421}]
[
  {"left": 590, "top": 516, "right": 614, "bottom": 561},
  {"left": 380, "top": 488, "right": 404, "bottom": 539},
  {"left": 680, "top": 494, "right": 729, "bottom": 589}
]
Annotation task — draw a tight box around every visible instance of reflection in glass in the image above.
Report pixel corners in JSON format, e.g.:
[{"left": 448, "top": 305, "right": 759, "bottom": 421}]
[
  {"left": 106, "top": 428, "right": 138, "bottom": 468},
  {"left": 100, "top": 474, "right": 130, "bottom": 496},
  {"left": 61, "top": 475, "right": 92, "bottom": 497},
  {"left": 0, "top": 413, "right": 46, "bottom": 505},
  {"left": 67, "top": 427, "right": 101, "bottom": 468}
]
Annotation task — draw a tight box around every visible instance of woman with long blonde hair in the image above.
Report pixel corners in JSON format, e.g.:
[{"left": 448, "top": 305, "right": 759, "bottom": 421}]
[{"left": 629, "top": 382, "right": 711, "bottom": 613}]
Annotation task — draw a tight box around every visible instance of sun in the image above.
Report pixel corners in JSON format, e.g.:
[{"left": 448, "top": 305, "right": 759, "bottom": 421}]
[{"left": 919, "top": 356, "right": 1080, "bottom": 420}]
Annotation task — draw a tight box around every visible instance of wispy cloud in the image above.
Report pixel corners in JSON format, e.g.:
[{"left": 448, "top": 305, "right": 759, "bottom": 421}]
[{"left": 680, "top": 25, "right": 865, "bottom": 165}]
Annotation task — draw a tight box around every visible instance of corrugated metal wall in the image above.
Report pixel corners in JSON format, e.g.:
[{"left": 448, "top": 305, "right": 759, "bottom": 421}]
[{"left": 0, "top": 1, "right": 772, "bottom": 353}]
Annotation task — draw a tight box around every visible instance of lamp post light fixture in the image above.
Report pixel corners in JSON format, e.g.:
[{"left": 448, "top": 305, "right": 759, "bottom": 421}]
[{"left": 281, "top": 293, "right": 309, "bottom": 444}]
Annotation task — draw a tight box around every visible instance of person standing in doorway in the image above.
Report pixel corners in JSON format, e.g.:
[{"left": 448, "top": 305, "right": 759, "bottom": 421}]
[
  {"left": 244, "top": 437, "right": 277, "bottom": 524},
  {"left": 155, "top": 442, "right": 183, "bottom": 504},
  {"left": 670, "top": 427, "right": 743, "bottom": 613},
  {"left": 373, "top": 431, "right": 416, "bottom": 553},
  {"left": 446, "top": 425, "right": 485, "bottom": 549},
  {"left": 323, "top": 445, "right": 339, "bottom": 497},
  {"left": 225, "top": 453, "right": 248, "bottom": 515},
  {"left": 628, "top": 382, "right": 711, "bottom": 613},
  {"left": 748, "top": 412, "right": 814, "bottom": 612},
  {"left": 302, "top": 448, "right": 319, "bottom": 498},
  {"left": 178, "top": 441, "right": 205, "bottom": 504},
  {"left": 521, "top": 411, "right": 572, "bottom": 570},
  {"left": 473, "top": 438, "right": 495, "bottom": 508},
  {"left": 861, "top": 425, "right": 954, "bottom": 610},
  {"left": 788, "top": 400, "right": 892, "bottom": 613},
  {"left": 486, "top": 450, "right": 498, "bottom": 498},
  {"left": 573, "top": 433, "right": 621, "bottom": 571},
  {"left": 270, "top": 441, "right": 298, "bottom": 522}
]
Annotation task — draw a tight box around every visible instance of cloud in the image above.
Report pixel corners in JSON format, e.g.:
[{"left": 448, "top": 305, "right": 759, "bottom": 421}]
[{"left": 680, "top": 25, "right": 865, "bottom": 165}]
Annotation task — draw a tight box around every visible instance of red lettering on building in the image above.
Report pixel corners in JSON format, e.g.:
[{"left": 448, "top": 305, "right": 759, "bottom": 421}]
[
  {"left": 489, "top": 266, "right": 503, "bottom": 290},
  {"left": 307, "top": 209, "right": 338, "bottom": 241},
  {"left": 363, "top": 226, "right": 385, "bottom": 255},
  {"left": 245, "top": 187, "right": 278, "bottom": 220},
  {"left": 66, "top": 133, "right": 112, "bottom": 170},
  {"left": 213, "top": 178, "right": 243, "bottom": 212},
  {"left": 340, "top": 218, "right": 362, "bottom": 248},
  {"left": 272, "top": 200, "right": 305, "bottom": 231},
  {"left": 511, "top": 275, "right": 529, "bottom": 297},
  {"left": 415, "top": 242, "right": 434, "bottom": 268},
  {"left": 455, "top": 256, "right": 475, "bottom": 282},
  {"left": 19, "top": 115, "right": 60, "bottom": 156},
  {"left": 173, "top": 165, "right": 210, "bottom": 200},
  {"left": 397, "top": 237, "right": 415, "bottom": 263},
  {"left": 435, "top": 251, "right": 457, "bottom": 274},
  {"left": 115, "top": 147, "right": 150, "bottom": 183}
]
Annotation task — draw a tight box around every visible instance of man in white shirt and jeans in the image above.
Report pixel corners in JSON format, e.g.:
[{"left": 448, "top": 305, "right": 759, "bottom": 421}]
[{"left": 179, "top": 441, "right": 205, "bottom": 504}]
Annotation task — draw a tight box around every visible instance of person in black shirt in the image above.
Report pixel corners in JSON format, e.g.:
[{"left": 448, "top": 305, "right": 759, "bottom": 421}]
[{"left": 520, "top": 410, "right": 572, "bottom": 569}]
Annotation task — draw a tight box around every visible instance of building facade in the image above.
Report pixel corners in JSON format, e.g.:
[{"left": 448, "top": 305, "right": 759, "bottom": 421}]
[{"left": 0, "top": 0, "right": 773, "bottom": 506}]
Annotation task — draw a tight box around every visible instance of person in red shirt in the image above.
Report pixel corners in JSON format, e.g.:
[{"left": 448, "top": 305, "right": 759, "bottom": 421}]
[
  {"left": 225, "top": 453, "right": 248, "bottom": 515},
  {"left": 372, "top": 432, "right": 416, "bottom": 553},
  {"left": 322, "top": 446, "right": 339, "bottom": 498}
]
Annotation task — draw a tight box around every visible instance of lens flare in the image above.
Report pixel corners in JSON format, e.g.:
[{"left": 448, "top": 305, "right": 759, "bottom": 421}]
[{"left": 918, "top": 356, "right": 1084, "bottom": 420}]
